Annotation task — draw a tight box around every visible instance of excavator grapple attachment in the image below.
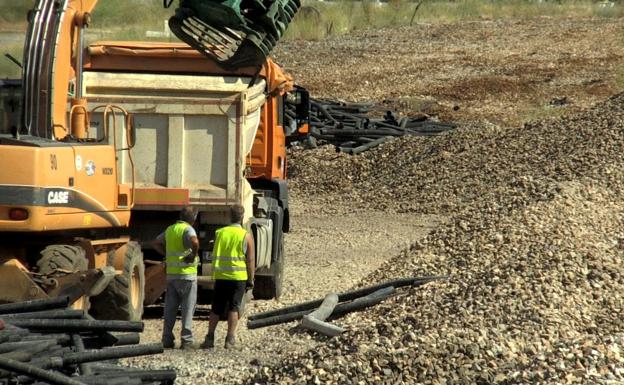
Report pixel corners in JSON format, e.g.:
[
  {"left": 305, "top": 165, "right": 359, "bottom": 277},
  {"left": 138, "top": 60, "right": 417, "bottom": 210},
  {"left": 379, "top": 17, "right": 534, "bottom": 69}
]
[{"left": 168, "top": 0, "right": 300, "bottom": 69}]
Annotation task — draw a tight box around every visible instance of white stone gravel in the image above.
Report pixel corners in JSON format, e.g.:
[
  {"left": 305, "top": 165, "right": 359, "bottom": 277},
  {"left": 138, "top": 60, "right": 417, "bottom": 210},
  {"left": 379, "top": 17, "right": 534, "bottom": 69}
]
[{"left": 123, "top": 209, "right": 439, "bottom": 384}]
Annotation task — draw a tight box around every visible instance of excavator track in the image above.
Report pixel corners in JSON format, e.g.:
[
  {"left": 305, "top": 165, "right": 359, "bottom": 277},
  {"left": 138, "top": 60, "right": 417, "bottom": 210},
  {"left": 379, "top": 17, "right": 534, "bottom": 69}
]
[{"left": 168, "top": 0, "right": 301, "bottom": 69}]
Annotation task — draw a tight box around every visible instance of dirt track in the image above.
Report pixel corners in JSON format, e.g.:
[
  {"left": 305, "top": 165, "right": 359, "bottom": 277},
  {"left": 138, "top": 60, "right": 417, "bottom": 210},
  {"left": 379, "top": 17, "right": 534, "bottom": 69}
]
[{"left": 127, "top": 16, "right": 624, "bottom": 385}]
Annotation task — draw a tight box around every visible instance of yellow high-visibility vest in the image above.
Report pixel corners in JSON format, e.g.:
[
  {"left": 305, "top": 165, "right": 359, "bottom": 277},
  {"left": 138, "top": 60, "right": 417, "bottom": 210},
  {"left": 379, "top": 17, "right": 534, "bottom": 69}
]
[
  {"left": 212, "top": 225, "right": 247, "bottom": 281},
  {"left": 165, "top": 221, "right": 198, "bottom": 276}
]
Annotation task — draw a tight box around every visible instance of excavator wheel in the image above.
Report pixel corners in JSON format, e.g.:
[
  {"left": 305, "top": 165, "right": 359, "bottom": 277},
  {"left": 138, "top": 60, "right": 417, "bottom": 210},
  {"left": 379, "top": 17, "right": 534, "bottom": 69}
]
[
  {"left": 90, "top": 242, "right": 145, "bottom": 321},
  {"left": 37, "top": 245, "right": 90, "bottom": 310}
]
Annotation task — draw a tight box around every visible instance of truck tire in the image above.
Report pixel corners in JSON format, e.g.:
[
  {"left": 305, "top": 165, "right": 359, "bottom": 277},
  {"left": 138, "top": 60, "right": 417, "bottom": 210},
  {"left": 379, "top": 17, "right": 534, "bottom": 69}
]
[
  {"left": 90, "top": 242, "right": 145, "bottom": 321},
  {"left": 37, "top": 245, "right": 90, "bottom": 310},
  {"left": 253, "top": 206, "right": 285, "bottom": 300},
  {"left": 271, "top": 232, "right": 284, "bottom": 300}
]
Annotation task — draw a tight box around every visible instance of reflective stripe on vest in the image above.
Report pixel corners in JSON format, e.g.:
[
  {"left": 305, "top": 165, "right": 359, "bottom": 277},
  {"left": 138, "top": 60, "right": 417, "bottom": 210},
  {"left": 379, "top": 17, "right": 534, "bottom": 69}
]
[
  {"left": 165, "top": 221, "right": 198, "bottom": 276},
  {"left": 212, "top": 225, "right": 247, "bottom": 281}
]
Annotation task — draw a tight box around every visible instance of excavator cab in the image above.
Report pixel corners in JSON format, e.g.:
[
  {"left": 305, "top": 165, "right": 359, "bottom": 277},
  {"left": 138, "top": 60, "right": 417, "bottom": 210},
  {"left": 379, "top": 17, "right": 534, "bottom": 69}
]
[{"left": 167, "top": 0, "right": 300, "bottom": 69}]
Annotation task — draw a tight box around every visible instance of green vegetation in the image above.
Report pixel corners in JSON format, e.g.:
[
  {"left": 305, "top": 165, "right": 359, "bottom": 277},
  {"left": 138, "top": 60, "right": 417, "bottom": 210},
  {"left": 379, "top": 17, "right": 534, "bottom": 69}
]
[
  {"left": 0, "top": 43, "right": 24, "bottom": 79},
  {"left": 0, "top": 1, "right": 170, "bottom": 31},
  {"left": 0, "top": 2, "right": 34, "bottom": 29},
  {"left": 90, "top": 0, "right": 171, "bottom": 28}
]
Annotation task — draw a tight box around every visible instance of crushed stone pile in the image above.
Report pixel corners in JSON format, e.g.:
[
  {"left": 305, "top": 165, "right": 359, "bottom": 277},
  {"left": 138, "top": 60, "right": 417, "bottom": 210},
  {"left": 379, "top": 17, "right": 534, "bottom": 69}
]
[
  {"left": 247, "top": 93, "right": 624, "bottom": 384},
  {"left": 288, "top": 93, "right": 622, "bottom": 217}
]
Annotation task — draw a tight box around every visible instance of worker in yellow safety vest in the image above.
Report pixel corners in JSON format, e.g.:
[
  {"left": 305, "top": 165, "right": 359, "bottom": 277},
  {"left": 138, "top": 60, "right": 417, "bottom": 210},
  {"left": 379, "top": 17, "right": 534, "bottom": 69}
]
[
  {"left": 152, "top": 206, "right": 200, "bottom": 350},
  {"left": 201, "top": 204, "right": 255, "bottom": 349}
]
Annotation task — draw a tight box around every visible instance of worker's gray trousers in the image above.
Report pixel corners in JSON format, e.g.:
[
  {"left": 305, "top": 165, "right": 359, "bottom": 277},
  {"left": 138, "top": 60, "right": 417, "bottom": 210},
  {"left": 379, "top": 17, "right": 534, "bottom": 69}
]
[{"left": 162, "top": 279, "right": 197, "bottom": 345}]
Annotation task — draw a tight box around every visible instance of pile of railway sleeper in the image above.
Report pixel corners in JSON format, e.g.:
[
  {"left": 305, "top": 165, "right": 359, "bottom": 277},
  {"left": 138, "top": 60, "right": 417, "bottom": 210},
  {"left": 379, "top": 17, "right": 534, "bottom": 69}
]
[
  {"left": 285, "top": 96, "right": 456, "bottom": 154},
  {"left": 0, "top": 296, "right": 175, "bottom": 385}
]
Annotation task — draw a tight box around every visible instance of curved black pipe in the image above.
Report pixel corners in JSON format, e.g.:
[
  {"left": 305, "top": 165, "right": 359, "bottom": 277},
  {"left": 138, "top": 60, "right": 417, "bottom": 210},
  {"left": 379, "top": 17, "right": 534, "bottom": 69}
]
[
  {"left": 4, "top": 319, "right": 144, "bottom": 333},
  {"left": 247, "top": 287, "right": 396, "bottom": 329},
  {"left": 0, "top": 297, "right": 70, "bottom": 315},
  {"left": 249, "top": 276, "right": 446, "bottom": 321},
  {"left": 1, "top": 310, "right": 85, "bottom": 319},
  {"left": 0, "top": 356, "right": 86, "bottom": 385}
]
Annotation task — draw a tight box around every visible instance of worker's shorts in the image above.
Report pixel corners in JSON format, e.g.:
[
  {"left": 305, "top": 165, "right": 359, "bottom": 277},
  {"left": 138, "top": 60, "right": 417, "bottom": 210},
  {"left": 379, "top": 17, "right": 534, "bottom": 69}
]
[{"left": 211, "top": 279, "right": 246, "bottom": 316}]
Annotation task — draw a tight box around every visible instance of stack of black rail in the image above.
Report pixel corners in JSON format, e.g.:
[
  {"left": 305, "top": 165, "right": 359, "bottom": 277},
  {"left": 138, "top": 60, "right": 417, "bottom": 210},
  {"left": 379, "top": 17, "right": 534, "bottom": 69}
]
[
  {"left": 285, "top": 98, "right": 457, "bottom": 154},
  {"left": 0, "top": 297, "right": 175, "bottom": 385}
]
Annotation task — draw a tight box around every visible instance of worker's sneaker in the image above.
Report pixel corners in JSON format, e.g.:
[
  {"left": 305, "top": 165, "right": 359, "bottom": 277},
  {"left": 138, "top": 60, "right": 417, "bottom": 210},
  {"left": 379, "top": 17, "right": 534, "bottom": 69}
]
[
  {"left": 181, "top": 342, "right": 198, "bottom": 350},
  {"left": 200, "top": 334, "right": 215, "bottom": 349},
  {"left": 162, "top": 340, "right": 175, "bottom": 349},
  {"left": 224, "top": 334, "right": 236, "bottom": 349}
]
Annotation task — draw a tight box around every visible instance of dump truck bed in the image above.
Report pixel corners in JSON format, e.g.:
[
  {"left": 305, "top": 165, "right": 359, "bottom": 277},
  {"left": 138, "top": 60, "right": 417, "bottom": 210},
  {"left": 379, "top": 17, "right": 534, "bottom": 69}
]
[{"left": 83, "top": 70, "right": 266, "bottom": 209}]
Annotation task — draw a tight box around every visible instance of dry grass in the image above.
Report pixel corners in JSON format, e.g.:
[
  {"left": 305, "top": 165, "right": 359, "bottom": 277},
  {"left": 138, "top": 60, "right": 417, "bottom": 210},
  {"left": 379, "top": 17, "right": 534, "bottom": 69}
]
[
  {"left": 290, "top": 0, "right": 624, "bottom": 40},
  {"left": 273, "top": 16, "right": 624, "bottom": 128},
  {"left": 1, "top": 1, "right": 623, "bottom": 78},
  {"left": 0, "top": 43, "right": 24, "bottom": 79}
]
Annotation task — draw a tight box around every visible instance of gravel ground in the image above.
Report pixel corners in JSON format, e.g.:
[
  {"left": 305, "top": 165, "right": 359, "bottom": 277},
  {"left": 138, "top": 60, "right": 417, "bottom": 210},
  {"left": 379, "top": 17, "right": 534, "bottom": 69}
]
[
  {"left": 124, "top": 209, "right": 441, "bottom": 384},
  {"left": 123, "top": 17, "right": 624, "bottom": 385},
  {"left": 245, "top": 92, "right": 624, "bottom": 385}
]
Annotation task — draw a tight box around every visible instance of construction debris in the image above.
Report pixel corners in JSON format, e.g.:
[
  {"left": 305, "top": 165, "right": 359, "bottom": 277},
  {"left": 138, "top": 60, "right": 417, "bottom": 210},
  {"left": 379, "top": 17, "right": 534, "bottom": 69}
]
[
  {"left": 0, "top": 296, "right": 175, "bottom": 385},
  {"left": 285, "top": 97, "right": 456, "bottom": 154}
]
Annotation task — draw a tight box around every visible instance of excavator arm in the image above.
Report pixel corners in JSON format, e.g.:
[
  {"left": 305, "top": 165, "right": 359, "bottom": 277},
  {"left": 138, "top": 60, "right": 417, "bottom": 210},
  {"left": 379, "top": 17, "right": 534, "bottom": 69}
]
[
  {"left": 20, "top": 0, "right": 299, "bottom": 141},
  {"left": 21, "top": 0, "right": 98, "bottom": 141}
]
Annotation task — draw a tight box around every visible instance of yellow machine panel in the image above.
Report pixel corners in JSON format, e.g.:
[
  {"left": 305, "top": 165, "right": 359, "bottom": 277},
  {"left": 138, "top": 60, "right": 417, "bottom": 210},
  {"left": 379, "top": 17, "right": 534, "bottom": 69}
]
[{"left": 0, "top": 142, "right": 130, "bottom": 231}]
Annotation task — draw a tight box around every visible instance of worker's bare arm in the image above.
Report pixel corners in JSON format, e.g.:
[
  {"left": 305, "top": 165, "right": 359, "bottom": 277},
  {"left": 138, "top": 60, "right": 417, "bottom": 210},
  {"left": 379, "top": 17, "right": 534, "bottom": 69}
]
[
  {"left": 152, "top": 239, "right": 166, "bottom": 257},
  {"left": 185, "top": 236, "right": 200, "bottom": 263}
]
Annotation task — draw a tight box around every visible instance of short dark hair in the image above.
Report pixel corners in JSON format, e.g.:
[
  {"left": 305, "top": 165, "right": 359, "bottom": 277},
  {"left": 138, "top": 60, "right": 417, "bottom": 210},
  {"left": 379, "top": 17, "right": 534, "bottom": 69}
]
[
  {"left": 180, "top": 206, "right": 197, "bottom": 224},
  {"left": 230, "top": 204, "right": 244, "bottom": 224}
]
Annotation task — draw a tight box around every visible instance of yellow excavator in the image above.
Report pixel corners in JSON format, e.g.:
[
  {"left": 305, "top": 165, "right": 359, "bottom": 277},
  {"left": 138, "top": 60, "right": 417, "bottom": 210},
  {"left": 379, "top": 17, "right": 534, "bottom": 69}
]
[{"left": 0, "top": 0, "right": 306, "bottom": 320}]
